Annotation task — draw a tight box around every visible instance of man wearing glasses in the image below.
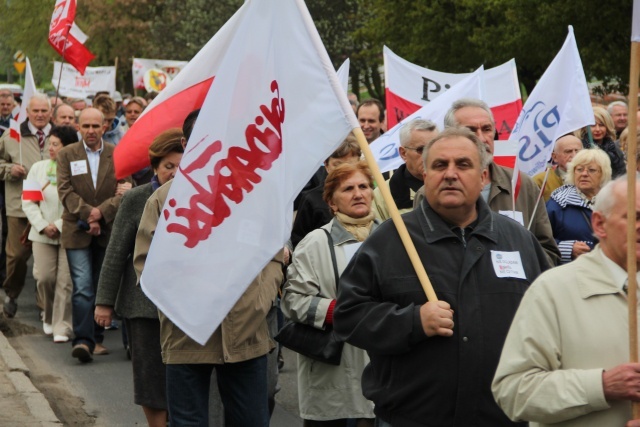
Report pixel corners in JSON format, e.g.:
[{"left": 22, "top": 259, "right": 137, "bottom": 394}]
[{"left": 372, "top": 119, "right": 438, "bottom": 220}]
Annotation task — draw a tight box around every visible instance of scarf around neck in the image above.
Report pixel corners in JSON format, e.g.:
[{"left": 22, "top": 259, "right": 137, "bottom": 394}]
[{"left": 335, "top": 211, "right": 375, "bottom": 242}]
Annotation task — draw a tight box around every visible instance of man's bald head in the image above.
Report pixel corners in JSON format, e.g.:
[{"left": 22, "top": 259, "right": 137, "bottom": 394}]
[{"left": 552, "top": 134, "right": 583, "bottom": 172}]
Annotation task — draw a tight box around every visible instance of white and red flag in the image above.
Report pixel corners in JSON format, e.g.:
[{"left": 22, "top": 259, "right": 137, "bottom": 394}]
[
  {"left": 510, "top": 26, "right": 592, "bottom": 181},
  {"left": 9, "top": 58, "right": 37, "bottom": 143},
  {"left": 140, "top": 0, "right": 357, "bottom": 344},
  {"left": 48, "top": 0, "right": 95, "bottom": 75},
  {"left": 22, "top": 180, "right": 44, "bottom": 202},
  {"left": 384, "top": 46, "right": 522, "bottom": 138}
]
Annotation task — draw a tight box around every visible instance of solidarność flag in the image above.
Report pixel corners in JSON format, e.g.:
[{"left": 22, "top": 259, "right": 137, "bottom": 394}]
[{"left": 48, "top": 0, "right": 95, "bottom": 75}]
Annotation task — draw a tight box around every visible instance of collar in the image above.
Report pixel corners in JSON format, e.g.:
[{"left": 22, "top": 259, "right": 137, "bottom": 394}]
[
  {"left": 549, "top": 185, "right": 593, "bottom": 209},
  {"left": 488, "top": 162, "right": 512, "bottom": 197},
  {"left": 326, "top": 217, "right": 380, "bottom": 246},
  {"left": 27, "top": 121, "right": 51, "bottom": 137},
  {"left": 83, "top": 139, "right": 104, "bottom": 154},
  {"left": 575, "top": 246, "right": 637, "bottom": 298},
  {"left": 388, "top": 163, "right": 424, "bottom": 209}
]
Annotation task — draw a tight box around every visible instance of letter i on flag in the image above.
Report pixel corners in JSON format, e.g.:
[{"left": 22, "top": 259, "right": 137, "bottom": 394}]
[
  {"left": 48, "top": 0, "right": 95, "bottom": 75},
  {"left": 22, "top": 180, "right": 44, "bottom": 202},
  {"left": 140, "top": 0, "right": 358, "bottom": 344},
  {"left": 509, "top": 26, "right": 593, "bottom": 208}
]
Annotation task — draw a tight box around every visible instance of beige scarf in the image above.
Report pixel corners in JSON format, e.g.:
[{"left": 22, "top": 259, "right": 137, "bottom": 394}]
[{"left": 335, "top": 212, "right": 375, "bottom": 242}]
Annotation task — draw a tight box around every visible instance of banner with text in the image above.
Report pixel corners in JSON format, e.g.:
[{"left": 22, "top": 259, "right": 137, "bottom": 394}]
[{"left": 52, "top": 61, "right": 115, "bottom": 98}]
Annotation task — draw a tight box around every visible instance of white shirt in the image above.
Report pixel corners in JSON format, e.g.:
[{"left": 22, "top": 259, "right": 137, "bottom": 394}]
[
  {"left": 82, "top": 140, "right": 104, "bottom": 188},
  {"left": 27, "top": 122, "right": 51, "bottom": 139}
]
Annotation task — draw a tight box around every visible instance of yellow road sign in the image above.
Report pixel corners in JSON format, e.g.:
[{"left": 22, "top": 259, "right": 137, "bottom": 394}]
[{"left": 14, "top": 62, "right": 26, "bottom": 74}]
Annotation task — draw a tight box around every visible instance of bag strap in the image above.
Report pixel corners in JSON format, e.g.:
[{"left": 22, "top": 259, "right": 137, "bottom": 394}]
[
  {"left": 321, "top": 228, "right": 340, "bottom": 290},
  {"left": 580, "top": 209, "right": 593, "bottom": 233}
]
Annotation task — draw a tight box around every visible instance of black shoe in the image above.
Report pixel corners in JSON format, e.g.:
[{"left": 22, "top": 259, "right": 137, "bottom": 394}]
[{"left": 71, "top": 344, "right": 93, "bottom": 363}]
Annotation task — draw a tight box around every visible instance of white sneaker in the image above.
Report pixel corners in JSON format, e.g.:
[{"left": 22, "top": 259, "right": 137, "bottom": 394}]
[
  {"left": 53, "top": 335, "right": 69, "bottom": 343},
  {"left": 43, "top": 322, "right": 53, "bottom": 335}
]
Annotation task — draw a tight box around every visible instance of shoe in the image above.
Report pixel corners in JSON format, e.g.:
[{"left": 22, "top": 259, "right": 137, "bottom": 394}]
[
  {"left": 94, "top": 343, "right": 109, "bottom": 355},
  {"left": 71, "top": 344, "right": 92, "bottom": 363},
  {"left": 53, "top": 335, "right": 69, "bottom": 343},
  {"left": 43, "top": 322, "right": 53, "bottom": 335},
  {"left": 3, "top": 296, "right": 17, "bottom": 318}
]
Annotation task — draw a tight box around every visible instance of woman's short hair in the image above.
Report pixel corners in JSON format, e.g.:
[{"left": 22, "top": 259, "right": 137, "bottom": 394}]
[
  {"left": 566, "top": 148, "right": 612, "bottom": 186},
  {"left": 582, "top": 107, "right": 616, "bottom": 142},
  {"left": 126, "top": 96, "right": 147, "bottom": 110},
  {"left": 325, "top": 133, "right": 361, "bottom": 164},
  {"left": 148, "top": 128, "right": 184, "bottom": 170},
  {"left": 49, "top": 125, "right": 79, "bottom": 146},
  {"left": 322, "top": 161, "right": 373, "bottom": 207}
]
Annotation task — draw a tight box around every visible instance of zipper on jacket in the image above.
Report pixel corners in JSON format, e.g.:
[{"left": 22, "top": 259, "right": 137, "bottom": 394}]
[{"left": 460, "top": 228, "right": 467, "bottom": 248}]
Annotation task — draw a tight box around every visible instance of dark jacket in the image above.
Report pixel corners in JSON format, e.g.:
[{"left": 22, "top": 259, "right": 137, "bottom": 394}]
[
  {"left": 334, "top": 198, "right": 549, "bottom": 427},
  {"left": 290, "top": 184, "right": 332, "bottom": 249}
]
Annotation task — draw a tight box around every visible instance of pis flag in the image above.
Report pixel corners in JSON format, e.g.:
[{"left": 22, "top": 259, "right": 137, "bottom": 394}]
[
  {"left": 370, "top": 66, "right": 484, "bottom": 173},
  {"left": 9, "top": 58, "right": 37, "bottom": 143},
  {"left": 132, "top": 58, "right": 188, "bottom": 90},
  {"left": 52, "top": 62, "right": 116, "bottom": 99},
  {"left": 384, "top": 46, "right": 522, "bottom": 138},
  {"left": 140, "top": 0, "right": 357, "bottom": 344},
  {"left": 48, "top": 0, "right": 95, "bottom": 75},
  {"left": 22, "top": 180, "right": 44, "bottom": 202},
  {"left": 510, "top": 25, "right": 593, "bottom": 182}
]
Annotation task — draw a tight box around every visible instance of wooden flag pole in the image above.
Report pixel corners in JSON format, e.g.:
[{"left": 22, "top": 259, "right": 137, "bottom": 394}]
[
  {"left": 352, "top": 127, "right": 438, "bottom": 302},
  {"left": 627, "top": 41, "right": 640, "bottom": 420}
]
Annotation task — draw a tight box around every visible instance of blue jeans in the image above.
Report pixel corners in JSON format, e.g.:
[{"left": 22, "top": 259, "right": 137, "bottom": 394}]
[
  {"left": 166, "top": 356, "right": 269, "bottom": 427},
  {"left": 66, "top": 240, "right": 105, "bottom": 352}
]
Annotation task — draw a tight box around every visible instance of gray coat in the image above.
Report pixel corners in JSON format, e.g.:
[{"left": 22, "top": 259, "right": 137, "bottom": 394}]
[{"left": 96, "top": 183, "right": 157, "bottom": 318}]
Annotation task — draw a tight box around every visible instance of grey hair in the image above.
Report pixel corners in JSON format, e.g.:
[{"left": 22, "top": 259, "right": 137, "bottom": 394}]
[
  {"left": 28, "top": 93, "right": 52, "bottom": 110},
  {"left": 422, "top": 126, "right": 492, "bottom": 171},
  {"left": 399, "top": 119, "right": 438, "bottom": 147},
  {"left": 607, "top": 101, "right": 628, "bottom": 114},
  {"left": 565, "top": 148, "right": 612, "bottom": 186},
  {"left": 443, "top": 98, "right": 494, "bottom": 128},
  {"left": 593, "top": 174, "right": 640, "bottom": 216}
]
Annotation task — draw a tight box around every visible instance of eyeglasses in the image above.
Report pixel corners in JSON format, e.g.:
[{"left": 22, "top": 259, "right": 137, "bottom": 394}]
[
  {"left": 403, "top": 145, "right": 425, "bottom": 155},
  {"left": 574, "top": 166, "right": 601, "bottom": 175}
]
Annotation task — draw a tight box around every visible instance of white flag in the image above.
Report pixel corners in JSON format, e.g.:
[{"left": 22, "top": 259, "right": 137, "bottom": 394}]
[
  {"left": 336, "top": 58, "right": 350, "bottom": 93},
  {"left": 510, "top": 26, "right": 593, "bottom": 179},
  {"left": 9, "top": 58, "right": 37, "bottom": 142},
  {"left": 633, "top": 0, "right": 640, "bottom": 42},
  {"left": 140, "top": 0, "right": 357, "bottom": 345},
  {"left": 370, "top": 67, "right": 485, "bottom": 173}
]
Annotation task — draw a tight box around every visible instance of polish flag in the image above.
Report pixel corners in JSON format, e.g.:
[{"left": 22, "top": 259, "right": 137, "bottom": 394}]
[
  {"left": 48, "top": 0, "right": 95, "bottom": 75},
  {"left": 384, "top": 46, "right": 522, "bottom": 138},
  {"left": 140, "top": 0, "right": 358, "bottom": 344},
  {"left": 9, "top": 58, "right": 37, "bottom": 143},
  {"left": 22, "top": 180, "right": 44, "bottom": 202}
]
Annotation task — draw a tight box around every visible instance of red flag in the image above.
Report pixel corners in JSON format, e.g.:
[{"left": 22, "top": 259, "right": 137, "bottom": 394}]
[{"left": 48, "top": 0, "right": 95, "bottom": 75}]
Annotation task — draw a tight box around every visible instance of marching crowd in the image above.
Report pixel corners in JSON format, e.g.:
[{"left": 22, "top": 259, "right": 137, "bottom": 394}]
[{"left": 1, "top": 85, "right": 640, "bottom": 427}]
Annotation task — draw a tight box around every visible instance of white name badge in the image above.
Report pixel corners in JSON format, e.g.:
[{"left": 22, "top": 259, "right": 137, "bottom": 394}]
[
  {"left": 498, "top": 210, "right": 524, "bottom": 227},
  {"left": 491, "top": 250, "right": 527, "bottom": 280},
  {"left": 70, "top": 160, "right": 88, "bottom": 176}
]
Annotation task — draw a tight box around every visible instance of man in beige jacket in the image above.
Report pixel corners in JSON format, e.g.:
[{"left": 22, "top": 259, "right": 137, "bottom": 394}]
[
  {"left": 493, "top": 175, "right": 640, "bottom": 427},
  {"left": 0, "top": 93, "right": 51, "bottom": 317}
]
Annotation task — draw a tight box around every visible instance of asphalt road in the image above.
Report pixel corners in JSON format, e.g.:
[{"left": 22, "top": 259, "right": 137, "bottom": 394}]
[{"left": 7, "top": 259, "right": 302, "bottom": 426}]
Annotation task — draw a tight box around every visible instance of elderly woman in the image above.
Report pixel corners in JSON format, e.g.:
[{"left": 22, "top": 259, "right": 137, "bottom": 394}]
[
  {"left": 546, "top": 149, "right": 612, "bottom": 264},
  {"left": 580, "top": 106, "right": 625, "bottom": 178},
  {"left": 23, "top": 125, "right": 78, "bottom": 342},
  {"left": 94, "top": 128, "right": 183, "bottom": 427},
  {"left": 283, "top": 161, "right": 377, "bottom": 427},
  {"left": 122, "top": 96, "right": 147, "bottom": 132}
]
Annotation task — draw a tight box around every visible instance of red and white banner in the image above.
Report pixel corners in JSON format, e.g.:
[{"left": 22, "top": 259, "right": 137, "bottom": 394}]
[
  {"left": 140, "top": 0, "right": 357, "bottom": 344},
  {"left": 132, "top": 58, "right": 188, "bottom": 90},
  {"left": 384, "top": 46, "right": 522, "bottom": 138},
  {"left": 22, "top": 180, "right": 44, "bottom": 202},
  {"left": 48, "top": 0, "right": 95, "bottom": 75},
  {"left": 52, "top": 62, "right": 116, "bottom": 99},
  {"left": 9, "top": 58, "right": 37, "bottom": 143}
]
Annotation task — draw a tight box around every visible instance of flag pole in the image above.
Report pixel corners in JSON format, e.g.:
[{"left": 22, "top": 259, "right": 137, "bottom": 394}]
[
  {"left": 528, "top": 163, "right": 552, "bottom": 230},
  {"left": 54, "top": 23, "right": 72, "bottom": 103},
  {"left": 294, "top": 0, "right": 438, "bottom": 302},
  {"left": 627, "top": 39, "right": 640, "bottom": 420}
]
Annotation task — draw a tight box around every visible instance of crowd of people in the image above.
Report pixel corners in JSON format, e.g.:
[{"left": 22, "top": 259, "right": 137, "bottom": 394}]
[{"left": 1, "top": 83, "right": 640, "bottom": 427}]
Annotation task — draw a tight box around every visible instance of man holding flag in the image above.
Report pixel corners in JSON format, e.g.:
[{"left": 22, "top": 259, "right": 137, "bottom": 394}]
[{"left": 0, "top": 94, "right": 51, "bottom": 318}]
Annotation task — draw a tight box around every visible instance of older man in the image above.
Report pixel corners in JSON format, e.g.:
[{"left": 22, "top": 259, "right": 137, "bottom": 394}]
[
  {"left": 493, "top": 175, "right": 640, "bottom": 427},
  {"left": 533, "top": 134, "right": 583, "bottom": 201},
  {"left": 607, "top": 101, "right": 628, "bottom": 138},
  {"left": 443, "top": 98, "right": 561, "bottom": 265},
  {"left": 0, "top": 93, "right": 52, "bottom": 317},
  {"left": 372, "top": 119, "right": 438, "bottom": 220},
  {"left": 52, "top": 103, "right": 76, "bottom": 127},
  {"left": 0, "top": 89, "right": 14, "bottom": 133},
  {"left": 334, "top": 127, "right": 549, "bottom": 427}
]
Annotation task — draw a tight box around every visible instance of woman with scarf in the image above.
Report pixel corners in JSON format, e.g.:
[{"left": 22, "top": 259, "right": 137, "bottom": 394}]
[
  {"left": 283, "top": 161, "right": 377, "bottom": 427},
  {"left": 546, "top": 148, "right": 611, "bottom": 264},
  {"left": 94, "top": 128, "right": 184, "bottom": 427}
]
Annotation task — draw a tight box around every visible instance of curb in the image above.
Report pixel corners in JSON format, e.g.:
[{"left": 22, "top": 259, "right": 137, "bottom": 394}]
[{"left": 0, "top": 329, "right": 62, "bottom": 425}]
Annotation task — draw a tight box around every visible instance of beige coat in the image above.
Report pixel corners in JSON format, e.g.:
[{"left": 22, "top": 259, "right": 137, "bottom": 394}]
[
  {"left": 0, "top": 122, "right": 50, "bottom": 217},
  {"left": 133, "top": 181, "right": 283, "bottom": 364},
  {"left": 492, "top": 247, "right": 633, "bottom": 427},
  {"left": 371, "top": 180, "right": 414, "bottom": 221}
]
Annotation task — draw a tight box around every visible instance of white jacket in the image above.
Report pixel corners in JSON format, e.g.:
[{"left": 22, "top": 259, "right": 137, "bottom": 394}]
[{"left": 22, "top": 159, "right": 63, "bottom": 245}]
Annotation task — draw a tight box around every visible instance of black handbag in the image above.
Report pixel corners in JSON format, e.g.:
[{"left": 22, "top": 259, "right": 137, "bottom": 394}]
[{"left": 275, "top": 229, "right": 344, "bottom": 365}]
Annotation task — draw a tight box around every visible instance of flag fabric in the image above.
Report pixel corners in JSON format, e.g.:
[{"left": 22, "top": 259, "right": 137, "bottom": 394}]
[
  {"left": 132, "top": 58, "right": 188, "bottom": 90},
  {"left": 48, "top": 0, "right": 95, "bottom": 75},
  {"left": 336, "top": 58, "right": 350, "bottom": 93},
  {"left": 9, "top": 58, "right": 37, "bottom": 143},
  {"left": 22, "top": 180, "right": 44, "bottom": 202},
  {"left": 370, "top": 67, "right": 485, "bottom": 173},
  {"left": 633, "top": 0, "right": 640, "bottom": 42},
  {"left": 140, "top": 0, "right": 357, "bottom": 345},
  {"left": 384, "top": 46, "right": 522, "bottom": 138},
  {"left": 52, "top": 62, "right": 116, "bottom": 99},
  {"left": 510, "top": 26, "right": 593, "bottom": 185}
]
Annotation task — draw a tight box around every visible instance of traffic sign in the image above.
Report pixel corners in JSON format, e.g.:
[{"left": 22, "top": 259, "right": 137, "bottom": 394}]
[
  {"left": 13, "top": 51, "right": 25, "bottom": 63},
  {"left": 14, "top": 62, "right": 26, "bottom": 74}
]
